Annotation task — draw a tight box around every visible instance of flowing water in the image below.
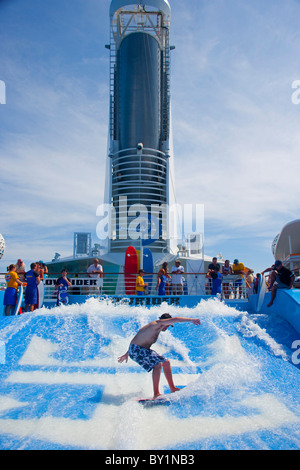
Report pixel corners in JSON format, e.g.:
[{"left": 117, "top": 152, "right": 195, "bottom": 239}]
[{"left": 0, "top": 297, "right": 299, "bottom": 450}]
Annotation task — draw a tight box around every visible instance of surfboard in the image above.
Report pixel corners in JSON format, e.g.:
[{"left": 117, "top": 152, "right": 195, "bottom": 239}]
[
  {"left": 138, "top": 398, "right": 171, "bottom": 407},
  {"left": 138, "top": 387, "right": 185, "bottom": 406},
  {"left": 143, "top": 248, "right": 153, "bottom": 294},
  {"left": 34, "top": 282, "right": 45, "bottom": 310},
  {"left": 124, "top": 246, "right": 138, "bottom": 295},
  {"left": 14, "top": 284, "right": 23, "bottom": 316},
  {"left": 255, "top": 274, "right": 267, "bottom": 313},
  {"left": 38, "top": 282, "right": 45, "bottom": 308},
  {"left": 136, "top": 249, "right": 140, "bottom": 271},
  {"left": 57, "top": 285, "right": 69, "bottom": 306}
]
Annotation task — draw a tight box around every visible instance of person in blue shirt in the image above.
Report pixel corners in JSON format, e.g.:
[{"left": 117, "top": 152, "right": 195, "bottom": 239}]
[
  {"left": 25, "top": 263, "right": 40, "bottom": 312},
  {"left": 158, "top": 271, "right": 167, "bottom": 295},
  {"left": 207, "top": 265, "right": 223, "bottom": 297},
  {"left": 55, "top": 269, "right": 72, "bottom": 306}
]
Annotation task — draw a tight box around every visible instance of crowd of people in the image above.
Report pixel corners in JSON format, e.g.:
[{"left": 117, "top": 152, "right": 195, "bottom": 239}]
[
  {"left": 3, "top": 259, "right": 48, "bottom": 315},
  {"left": 152, "top": 256, "right": 295, "bottom": 303},
  {"left": 2, "top": 255, "right": 296, "bottom": 315},
  {"left": 148, "top": 257, "right": 253, "bottom": 299},
  {"left": 2, "top": 258, "right": 105, "bottom": 316},
  {"left": 205, "top": 257, "right": 253, "bottom": 299},
  {"left": 137, "top": 260, "right": 185, "bottom": 296},
  {"left": 204, "top": 257, "right": 295, "bottom": 303}
]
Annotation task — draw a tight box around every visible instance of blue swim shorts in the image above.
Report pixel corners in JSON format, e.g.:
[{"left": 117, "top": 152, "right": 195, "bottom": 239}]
[
  {"left": 25, "top": 287, "right": 37, "bottom": 305},
  {"left": 128, "top": 343, "right": 167, "bottom": 372},
  {"left": 3, "top": 287, "right": 17, "bottom": 306}
]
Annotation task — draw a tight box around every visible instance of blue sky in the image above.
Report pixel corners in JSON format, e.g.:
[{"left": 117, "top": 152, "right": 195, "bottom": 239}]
[{"left": 0, "top": 0, "right": 300, "bottom": 274}]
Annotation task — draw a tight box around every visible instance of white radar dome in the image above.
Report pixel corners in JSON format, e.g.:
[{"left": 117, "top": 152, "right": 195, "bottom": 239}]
[{"left": 0, "top": 234, "right": 5, "bottom": 260}]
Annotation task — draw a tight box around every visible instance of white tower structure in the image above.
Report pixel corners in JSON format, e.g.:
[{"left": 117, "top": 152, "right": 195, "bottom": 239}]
[{"left": 102, "top": 0, "right": 177, "bottom": 255}]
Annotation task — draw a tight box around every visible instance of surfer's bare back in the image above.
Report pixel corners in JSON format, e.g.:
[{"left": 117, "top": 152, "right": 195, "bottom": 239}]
[{"left": 118, "top": 313, "right": 201, "bottom": 399}]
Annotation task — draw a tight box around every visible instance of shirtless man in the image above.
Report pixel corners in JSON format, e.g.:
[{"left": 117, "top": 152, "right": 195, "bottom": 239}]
[{"left": 118, "top": 313, "right": 201, "bottom": 399}]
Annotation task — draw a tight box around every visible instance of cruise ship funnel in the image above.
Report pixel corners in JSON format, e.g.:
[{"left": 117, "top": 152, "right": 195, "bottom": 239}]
[{"left": 103, "top": 0, "right": 177, "bottom": 254}]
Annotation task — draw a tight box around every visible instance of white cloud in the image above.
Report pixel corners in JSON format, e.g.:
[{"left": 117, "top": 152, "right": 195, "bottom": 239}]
[{"left": 171, "top": 0, "right": 300, "bottom": 238}]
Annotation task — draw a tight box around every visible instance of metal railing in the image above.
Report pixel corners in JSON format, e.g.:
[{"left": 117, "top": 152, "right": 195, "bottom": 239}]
[{"left": 42, "top": 273, "right": 250, "bottom": 302}]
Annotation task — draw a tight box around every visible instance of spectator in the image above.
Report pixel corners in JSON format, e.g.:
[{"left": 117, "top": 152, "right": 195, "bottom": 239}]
[
  {"left": 246, "top": 269, "right": 255, "bottom": 296},
  {"left": 254, "top": 273, "right": 260, "bottom": 294},
  {"left": 24, "top": 263, "right": 40, "bottom": 312},
  {"left": 222, "top": 260, "right": 233, "bottom": 299},
  {"left": 37, "top": 261, "right": 48, "bottom": 280},
  {"left": 208, "top": 257, "right": 221, "bottom": 275},
  {"left": 232, "top": 259, "right": 245, "bottom": 298},
  {"left": 207, "top": 257, "right": 221, "bottom": 294},
  {"left": 262, "top": 265, "right": 275, "bottom": 275},
  {"left": 171, "top": 260, "right": 184, "bottom": 295},
  {"left": 3, "top": 264, "right": 23, "bottom": 316},
  {"left": 259, "top": 265, "right": 275, "bottom": 291},
  {"left": 55, "top": 269, "right": 72, "bottom": 306},
  {"left": 210, "top": 265, "right": 223, "bottom": 296},
  {"left": 267, "top": 260, "right": 295, "bottom": 307},
  {"left": 156, "top": 262, "right": 171, "bottom": 295},
  {"left": 16, "top": 259, "right": 26, "bottom": 282},
  {"left": 156, "top": 269, "right": 167, "bottom": 296},
  {"left": 87, "top": 258, "right": 104, "bottom": 294},
  {"left": 136, "top": 269, "right": 148, "bottom": 296}
]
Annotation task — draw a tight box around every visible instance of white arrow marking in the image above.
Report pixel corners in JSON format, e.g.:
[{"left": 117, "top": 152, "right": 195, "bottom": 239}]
[{"left": 0, "top": 393, "right": 297, "bottom": 450}]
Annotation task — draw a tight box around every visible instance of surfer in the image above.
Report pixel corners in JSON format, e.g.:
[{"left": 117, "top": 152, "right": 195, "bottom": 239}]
[{"left": 118, "top": 313, "right": 201, "bottom": 399}]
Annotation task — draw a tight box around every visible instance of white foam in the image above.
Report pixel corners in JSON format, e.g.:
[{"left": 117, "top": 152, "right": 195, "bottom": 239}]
[
  {"left": 238, "top": 312, "right": 289, "bottom": 361},
  {"left": 0, "top": 314, "right": 32, "bottom": 342},
  {"left": 1, "top": 297, "right": 299, "bottom": 450},
  {"left": 0, "top": 392, "right": 297, "bottom": 450},
  {"left": 169, "top": 332, "right": 261, "bottom": 404},
  {"left": 0, "top": 395, "right": 28, "bottom": 413}
]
